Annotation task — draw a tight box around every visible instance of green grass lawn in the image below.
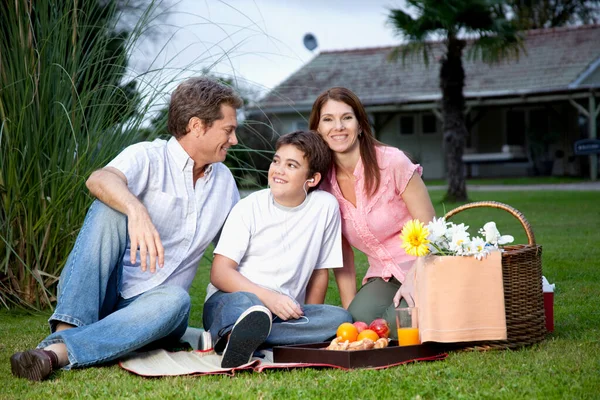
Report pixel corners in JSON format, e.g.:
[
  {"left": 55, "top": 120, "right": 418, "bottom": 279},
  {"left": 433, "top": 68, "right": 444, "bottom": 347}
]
[{"left": 2, "top": 190, "right": 599, "bottom": 399}]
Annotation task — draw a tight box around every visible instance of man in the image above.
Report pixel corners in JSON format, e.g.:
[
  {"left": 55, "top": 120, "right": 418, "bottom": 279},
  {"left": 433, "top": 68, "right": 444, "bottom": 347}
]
[
  {"left": 10, "top": 77, "right": 243, "bottom": 381},
  {"left": 202, "top": 131, "right": 352, "bottom": 368}
]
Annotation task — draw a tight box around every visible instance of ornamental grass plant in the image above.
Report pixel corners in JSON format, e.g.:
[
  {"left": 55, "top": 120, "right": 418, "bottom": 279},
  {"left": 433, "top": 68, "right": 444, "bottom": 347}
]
[
  {"left": 0, "top": 0, "right": 171, "bottom": 310},
  {"left": 0, "top": 0, "right": 274, "bottom": 310}
]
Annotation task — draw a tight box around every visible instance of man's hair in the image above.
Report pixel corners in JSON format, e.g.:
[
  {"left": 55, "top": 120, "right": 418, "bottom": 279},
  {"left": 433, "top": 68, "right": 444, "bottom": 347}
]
[
  {"left": 167, "top": 77, "right": 243, "bottom": 138},
  {"left": 275, "top": 130, "right": 332, "bottom": 193}
]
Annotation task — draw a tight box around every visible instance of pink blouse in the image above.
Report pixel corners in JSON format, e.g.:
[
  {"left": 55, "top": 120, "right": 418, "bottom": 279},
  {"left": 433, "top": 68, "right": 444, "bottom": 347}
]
[{"left": 323, "top": 146, "right": 422, "bottom": 285}]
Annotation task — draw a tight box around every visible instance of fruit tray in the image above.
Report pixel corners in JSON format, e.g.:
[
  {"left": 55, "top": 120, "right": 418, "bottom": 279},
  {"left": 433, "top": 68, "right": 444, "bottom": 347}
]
[{"left": 272, "top": 340, "right": 445, "bottom": 369}]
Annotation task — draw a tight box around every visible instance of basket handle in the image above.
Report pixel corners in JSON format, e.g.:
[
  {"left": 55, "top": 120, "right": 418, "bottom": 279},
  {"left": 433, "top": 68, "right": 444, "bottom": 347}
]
[{"left": 443, "top": 201, "right": 536, "bottom": 246}]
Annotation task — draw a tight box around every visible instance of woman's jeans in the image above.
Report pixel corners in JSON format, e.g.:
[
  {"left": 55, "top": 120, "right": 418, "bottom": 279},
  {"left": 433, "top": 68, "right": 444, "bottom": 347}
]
[
  {"left": 203, "top": 291, "right": 353, "bottom": 352},
  {"left": 38, "top": 200, "right": 190, "bottom": 369}
]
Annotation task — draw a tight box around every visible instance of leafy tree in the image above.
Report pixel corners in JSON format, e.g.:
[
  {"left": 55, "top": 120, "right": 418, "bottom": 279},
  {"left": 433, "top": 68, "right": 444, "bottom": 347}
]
[
  {"left": 387, "top": 0, "right": 523, "bottom": 202},
  {"left": 506, "top": 0, "right": 599, "bottom": 29}
]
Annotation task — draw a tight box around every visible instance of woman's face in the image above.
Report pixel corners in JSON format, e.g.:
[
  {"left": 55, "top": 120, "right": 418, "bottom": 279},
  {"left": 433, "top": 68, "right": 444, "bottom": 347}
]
[{"left": 316, "top": 99, "right": 361, "bottom": 155}]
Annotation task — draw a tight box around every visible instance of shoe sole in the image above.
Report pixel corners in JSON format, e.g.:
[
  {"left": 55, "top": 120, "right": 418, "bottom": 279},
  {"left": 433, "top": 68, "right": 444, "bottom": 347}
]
[
  {"left": 221, "top": 309, "right": 271, "bottom": 369},
  {"left": 10, "top": 350, "right": 52, "bottom": 381},
  {"left": 199, "top": 331, "right": 213, "bottom": 351}
]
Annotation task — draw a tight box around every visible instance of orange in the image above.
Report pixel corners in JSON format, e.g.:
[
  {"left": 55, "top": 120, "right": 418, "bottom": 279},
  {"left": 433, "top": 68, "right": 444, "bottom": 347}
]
[
  {"left": 336, "top": 322, "right": 358, "bottom": 342},
  {"left": 357, "top": 329, "right": 379, "bottom": 342}
]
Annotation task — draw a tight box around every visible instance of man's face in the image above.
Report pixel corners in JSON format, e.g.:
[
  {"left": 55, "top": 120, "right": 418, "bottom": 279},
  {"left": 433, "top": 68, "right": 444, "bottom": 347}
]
[
  {"left": 201, "top": 104, "right": 238, "bottom": 163},
  {"left": 268, "top": 144, "right": 313, "bottom": 207}
]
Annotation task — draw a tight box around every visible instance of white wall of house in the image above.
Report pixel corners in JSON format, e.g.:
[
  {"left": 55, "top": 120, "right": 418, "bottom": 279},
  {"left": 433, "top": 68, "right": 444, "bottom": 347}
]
[{"left": 377, "top": 112, "right": 445, "bottom": 180}]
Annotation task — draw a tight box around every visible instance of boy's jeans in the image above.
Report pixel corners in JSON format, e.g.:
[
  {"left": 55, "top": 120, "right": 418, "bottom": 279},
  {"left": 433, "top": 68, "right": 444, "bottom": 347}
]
[
  {"left": 38, "top": 200, "right": 190, "bottom": 369},
  {"left": 203, "top": 291, "right": 353, "bottom": 352}
]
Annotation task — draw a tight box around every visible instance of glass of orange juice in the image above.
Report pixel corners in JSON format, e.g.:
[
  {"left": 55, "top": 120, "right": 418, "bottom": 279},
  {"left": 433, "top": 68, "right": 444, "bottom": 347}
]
[{"left": 395, "top": 307, "right": 420, "bottom": 346}]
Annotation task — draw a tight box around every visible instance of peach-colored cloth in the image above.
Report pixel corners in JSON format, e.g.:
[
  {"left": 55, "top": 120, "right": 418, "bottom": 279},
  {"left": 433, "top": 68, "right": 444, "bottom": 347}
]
[{"left": 410, "top": 251, "right": 507, "bottom": 343}]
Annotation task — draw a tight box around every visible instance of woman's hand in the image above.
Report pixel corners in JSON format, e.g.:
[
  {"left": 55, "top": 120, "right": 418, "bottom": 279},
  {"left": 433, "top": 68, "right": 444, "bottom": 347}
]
[
  {"left": 393, "top": 286, "right": 414, "bottom": 308},
  {"left": 393, "top": 264, "right": 417, "bottom": 307}
]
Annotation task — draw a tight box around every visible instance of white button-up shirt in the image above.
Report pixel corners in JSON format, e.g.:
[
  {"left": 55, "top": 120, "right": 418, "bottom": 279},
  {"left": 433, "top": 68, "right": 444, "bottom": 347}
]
[{"left": 107, "top": 137, "right": 239, "bottom": 298}]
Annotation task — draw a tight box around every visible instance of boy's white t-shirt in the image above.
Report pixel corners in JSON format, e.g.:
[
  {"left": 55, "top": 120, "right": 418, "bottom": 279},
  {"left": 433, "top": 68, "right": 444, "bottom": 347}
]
[{"left": 205, "top": 189, "right": 343, "bottom": 304}]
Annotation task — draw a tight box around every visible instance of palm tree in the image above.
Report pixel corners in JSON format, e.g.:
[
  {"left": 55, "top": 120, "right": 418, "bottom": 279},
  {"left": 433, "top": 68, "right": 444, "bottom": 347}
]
[{"left": 388, "top": 0, "right": 523, "bottom": 201}]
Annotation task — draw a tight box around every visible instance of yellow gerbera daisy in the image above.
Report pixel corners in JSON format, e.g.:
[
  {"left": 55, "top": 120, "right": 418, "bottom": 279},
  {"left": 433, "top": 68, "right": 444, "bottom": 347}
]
[{"left": 400, "top": 219, "right": 431, "bottom": 257}]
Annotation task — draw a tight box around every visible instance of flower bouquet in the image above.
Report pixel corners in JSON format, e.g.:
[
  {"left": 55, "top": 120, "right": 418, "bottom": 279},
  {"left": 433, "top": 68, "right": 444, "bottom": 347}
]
[{"left": 400, "top": 218, "right": 514, "bottom": 260}]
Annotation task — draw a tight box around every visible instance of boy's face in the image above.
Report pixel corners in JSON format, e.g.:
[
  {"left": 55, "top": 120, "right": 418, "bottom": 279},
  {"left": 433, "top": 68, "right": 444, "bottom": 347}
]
[{"left": 268, "top": 144, "right": 315, "bottom": 207}]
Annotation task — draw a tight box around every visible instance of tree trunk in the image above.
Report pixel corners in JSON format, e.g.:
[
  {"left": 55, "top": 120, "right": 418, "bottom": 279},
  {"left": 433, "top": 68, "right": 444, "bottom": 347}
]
[{"left": 440, "top": 35, "right": 468, "bottom": 202}]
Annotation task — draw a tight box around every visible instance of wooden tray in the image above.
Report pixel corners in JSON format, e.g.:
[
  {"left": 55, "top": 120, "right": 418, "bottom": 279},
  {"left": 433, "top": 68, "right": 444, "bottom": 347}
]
[{"left": 273, "top": 340, "right": 445, "bottom": 369}]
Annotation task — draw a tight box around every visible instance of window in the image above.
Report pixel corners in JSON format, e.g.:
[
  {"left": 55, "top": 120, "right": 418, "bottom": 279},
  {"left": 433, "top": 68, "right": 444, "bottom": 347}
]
[
  {"left": 399, "top": 116, "right": 415, "bottom": 135},
  {"left": 422, "top": 114, "right": 438, "bottom": 134},
  {"left": 506, "top": 110, "right": 526, "bottom": 146},
  {"left": 292, "top": 120, "right": 308, "bottom": 131},
  {"left": 529, "top": 109, "right": 549, "bottom": 136}
]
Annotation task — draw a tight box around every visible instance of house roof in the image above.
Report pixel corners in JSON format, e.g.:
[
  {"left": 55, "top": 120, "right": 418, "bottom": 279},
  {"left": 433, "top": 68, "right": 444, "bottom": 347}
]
[{"left": 258, "top": 24, "right": 600, "bottom": 113}]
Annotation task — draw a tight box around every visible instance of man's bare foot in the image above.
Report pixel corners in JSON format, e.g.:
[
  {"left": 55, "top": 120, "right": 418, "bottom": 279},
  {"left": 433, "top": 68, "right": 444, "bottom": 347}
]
[{"left": 55, "top": 323, "right": 74, "bottom": 332}]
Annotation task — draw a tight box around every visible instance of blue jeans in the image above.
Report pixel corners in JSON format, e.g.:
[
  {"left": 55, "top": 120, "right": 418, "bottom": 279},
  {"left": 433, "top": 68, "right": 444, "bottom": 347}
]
[
  {"left": 203, "top": 291, "right": 352, "bottom": 352},
  {"left": 39, "top": 200, "right": 191, "bottom": 369}
]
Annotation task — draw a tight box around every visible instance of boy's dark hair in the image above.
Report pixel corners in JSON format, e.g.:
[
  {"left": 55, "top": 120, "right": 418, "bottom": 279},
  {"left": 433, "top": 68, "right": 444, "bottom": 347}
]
[
  {"left": 275, "top": 130, "right": 332, "bottom": 193},
  {"left": 168, "top": 77, "right": 243, "bottom": 138}
]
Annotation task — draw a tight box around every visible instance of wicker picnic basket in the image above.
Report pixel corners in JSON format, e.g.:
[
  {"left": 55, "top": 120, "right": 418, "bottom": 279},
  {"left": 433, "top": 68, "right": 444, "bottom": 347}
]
[{"left": 444, "top": 201, "right": 547, "bottom": 350}]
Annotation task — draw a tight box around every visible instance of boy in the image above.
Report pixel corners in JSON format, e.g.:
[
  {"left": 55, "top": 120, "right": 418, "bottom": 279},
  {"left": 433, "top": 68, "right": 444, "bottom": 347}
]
[{"left": 202, "top": 130, "right": 352, "bottom": 368}]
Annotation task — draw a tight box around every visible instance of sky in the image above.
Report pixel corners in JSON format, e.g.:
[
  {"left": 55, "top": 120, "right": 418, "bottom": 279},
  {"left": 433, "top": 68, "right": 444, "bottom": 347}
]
[{"left": 130, "top": 0, "right": 407, "bottom": 99}]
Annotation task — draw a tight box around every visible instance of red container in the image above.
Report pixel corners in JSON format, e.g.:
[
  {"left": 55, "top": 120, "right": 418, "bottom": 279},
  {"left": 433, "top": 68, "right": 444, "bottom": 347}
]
[{"left": 544, "top": 292, "right": 554, "bottom": 332}]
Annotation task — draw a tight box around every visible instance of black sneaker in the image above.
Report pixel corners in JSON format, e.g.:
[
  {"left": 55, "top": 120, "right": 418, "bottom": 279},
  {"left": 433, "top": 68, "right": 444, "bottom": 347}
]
[{"left": 221, "top": 305, "right": 272, "bottom": 368}]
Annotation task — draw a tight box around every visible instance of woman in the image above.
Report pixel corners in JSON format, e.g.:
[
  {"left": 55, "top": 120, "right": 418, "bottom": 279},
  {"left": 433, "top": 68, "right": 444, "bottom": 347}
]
[{"left": 308, "top": 87, "right": 435, "bottom": 337}]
